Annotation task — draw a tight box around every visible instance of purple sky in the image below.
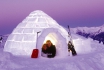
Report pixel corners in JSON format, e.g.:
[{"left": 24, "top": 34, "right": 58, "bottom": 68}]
[{"left": 0, "top": 0, "right": 104, "bottom": 35}]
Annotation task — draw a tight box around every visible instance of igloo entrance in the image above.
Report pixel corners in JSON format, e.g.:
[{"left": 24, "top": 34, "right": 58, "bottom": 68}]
[
  {"left": 43, "top": 33, "right": 58, "bottom": 47},
  {"left": 41, "top": 33, "right": 58, "bottom": 57},
  {"left": 37, "top": 28, "right": 68, "bottom": 58}
]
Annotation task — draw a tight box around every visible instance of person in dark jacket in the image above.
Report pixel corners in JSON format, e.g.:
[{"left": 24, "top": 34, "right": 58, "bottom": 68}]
[
  {"left": 46, "top": 40, "right": 56, "bottom": 58},
  {"left": 68, "top": 41, "right": 77, "bottom": 56}
]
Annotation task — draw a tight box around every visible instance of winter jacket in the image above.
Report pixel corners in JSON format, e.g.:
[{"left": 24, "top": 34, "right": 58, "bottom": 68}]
[{"left": 46, "top": 45, "right": 56, "bottom": 58}]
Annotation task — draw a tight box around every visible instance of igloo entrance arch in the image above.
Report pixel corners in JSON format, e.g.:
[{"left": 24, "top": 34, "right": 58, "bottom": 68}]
[
  {"left": 43, "top": 33, "right": 58, "bottom": 46},
  {"left": 37, "top": 28, "right": 68, "bottom": 57}
]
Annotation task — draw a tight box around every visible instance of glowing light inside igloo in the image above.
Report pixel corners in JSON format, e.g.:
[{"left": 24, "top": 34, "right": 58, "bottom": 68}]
[{"left": 43, "top": 33, "right": 58, "bottom": 45}]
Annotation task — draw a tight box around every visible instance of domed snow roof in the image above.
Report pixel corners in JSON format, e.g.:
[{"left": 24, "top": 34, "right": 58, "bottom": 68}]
[{"left": 17, "top": 10, "right": 59, "bottom": 29}]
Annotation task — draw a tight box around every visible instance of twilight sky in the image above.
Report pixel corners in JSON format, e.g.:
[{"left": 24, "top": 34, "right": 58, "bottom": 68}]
[{"left": 0, "top": 0, "right": 104, "bottom": 35}]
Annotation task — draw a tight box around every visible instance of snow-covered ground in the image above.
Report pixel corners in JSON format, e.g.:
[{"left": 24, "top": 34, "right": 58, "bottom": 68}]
[{"left": 0, "top": 33, "right": 104, "bottom": 70}]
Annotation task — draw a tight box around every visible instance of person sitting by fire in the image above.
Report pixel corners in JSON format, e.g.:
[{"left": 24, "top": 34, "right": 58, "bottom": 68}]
[{"left": 41, "top": 40, "right": 56, "bottom": 58}]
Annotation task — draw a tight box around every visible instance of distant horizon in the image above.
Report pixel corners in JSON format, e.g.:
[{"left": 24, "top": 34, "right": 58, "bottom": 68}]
[
  {"left": 60, "top": 23, "right": 104, "bottom": 28},
  {"left": 1, "top": 24, "right": 104, "bottom": 36},
  {"left": 0, "top": 17, "right": 104, "bottom": 35},
  {"left": 0, "top": 0, "right": 104, "bottom": 35}
]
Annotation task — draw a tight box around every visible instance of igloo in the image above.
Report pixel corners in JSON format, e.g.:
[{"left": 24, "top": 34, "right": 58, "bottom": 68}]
[{"left": 4, "top": 10, "right": 70, "bottom": 57}]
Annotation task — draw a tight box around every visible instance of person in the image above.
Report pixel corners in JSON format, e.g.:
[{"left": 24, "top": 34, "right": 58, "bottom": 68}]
[
  {"left": 41, "top": 44, "right": 48, "bottom": 57},
  {"left": 46, "top": 40, "right": 56, "bottom": 58},
  {"left": 41, "top": 40, "right": 56, "bottom": 58},
  {"left": 68, "top": 41, "right": 77, "bottom": 56}
]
